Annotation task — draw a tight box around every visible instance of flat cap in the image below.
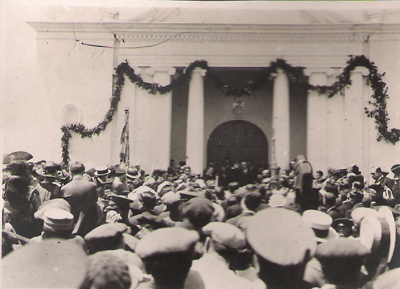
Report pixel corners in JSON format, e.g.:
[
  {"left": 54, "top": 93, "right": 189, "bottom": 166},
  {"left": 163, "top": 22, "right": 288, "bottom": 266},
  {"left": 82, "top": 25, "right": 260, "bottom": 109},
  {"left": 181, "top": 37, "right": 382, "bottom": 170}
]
[
  {"left": 203, "top": 222, "right": 246, "bottom": 249},
  {"left": 84, "top": 223, "right": 127, "bottom": 254},
  {"left": 2, "top": 239, "right": 88, "bottom": 288},
  {"left": 157, "top": 181, "right": 174, "bottom": 194},
  {"left": 34, "top": 199, "right": 71, "bottom": 220},
  {"left": 85, "top": 223, "right": 127, "bottom": 241},
  {"left": 247, "top": 208, "right": 316, "bottom": 266},
  {"left": 135, "top": 227, "right": 199, "bottom": 259},
  {"left": 182, "top": 197, "right": 215, "bottom": 220},
  {"left": 43, "top": 208, "right": 74, "bottom": 232},
  {"left": 161, "top": 191, "right": 181, "bottom": 204},
  {"left": 316, "top": 238, "right": 370, "bottom": 260}
]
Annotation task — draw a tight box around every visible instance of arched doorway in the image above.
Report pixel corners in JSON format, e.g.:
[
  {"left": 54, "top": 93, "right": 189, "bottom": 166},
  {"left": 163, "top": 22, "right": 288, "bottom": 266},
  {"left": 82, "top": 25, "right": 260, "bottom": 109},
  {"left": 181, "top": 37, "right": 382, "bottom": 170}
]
[{"left": 207, "top": 120, "right": 269, "bottom": 169}]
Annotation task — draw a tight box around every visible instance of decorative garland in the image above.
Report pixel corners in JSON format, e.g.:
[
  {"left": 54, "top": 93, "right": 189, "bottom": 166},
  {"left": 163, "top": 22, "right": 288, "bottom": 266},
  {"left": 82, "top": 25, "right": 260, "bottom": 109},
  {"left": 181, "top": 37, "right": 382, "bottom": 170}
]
[{"left": 61, "top": 55, "right": 400, "bottom": 165}]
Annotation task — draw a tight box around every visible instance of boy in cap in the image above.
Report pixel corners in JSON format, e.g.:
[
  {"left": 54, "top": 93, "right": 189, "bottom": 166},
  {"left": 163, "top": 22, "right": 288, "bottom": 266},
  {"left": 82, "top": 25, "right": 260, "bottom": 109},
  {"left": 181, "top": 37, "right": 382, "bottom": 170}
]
[
  {"left": 135, "top": 227, "right": 205, "bottom": 289},
  {"left": 192, "top": 222, "right": 252, "bottom": 289},
  {"left": 246, "top": 208, "right": 317, "bottom": 289}
]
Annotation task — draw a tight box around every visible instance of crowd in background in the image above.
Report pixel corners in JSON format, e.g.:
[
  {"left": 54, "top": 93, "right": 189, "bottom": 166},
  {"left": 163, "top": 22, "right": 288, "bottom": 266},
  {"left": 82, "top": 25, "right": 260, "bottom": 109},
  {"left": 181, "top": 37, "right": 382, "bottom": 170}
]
[{"left": 2, "top": 155, "right": 400, "bottom": 289}]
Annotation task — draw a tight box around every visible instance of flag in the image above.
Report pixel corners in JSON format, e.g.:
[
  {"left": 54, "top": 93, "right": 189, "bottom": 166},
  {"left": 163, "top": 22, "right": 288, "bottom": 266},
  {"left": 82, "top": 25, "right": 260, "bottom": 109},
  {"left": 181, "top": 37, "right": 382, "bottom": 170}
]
[{"left": 120, "top": 109, "right": 130, "bottom": 166}]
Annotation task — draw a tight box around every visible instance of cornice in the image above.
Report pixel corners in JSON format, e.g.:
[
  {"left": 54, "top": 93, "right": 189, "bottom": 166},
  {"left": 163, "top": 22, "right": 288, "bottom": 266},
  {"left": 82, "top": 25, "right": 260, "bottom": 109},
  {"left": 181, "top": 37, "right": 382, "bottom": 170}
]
[
  {"left": 29, "top": 22, "right": 400, "bottom": 41},
  {"left": 116, "top": 32, "right": 370, "bottom": 43},
  {"left": 118, "top": 55, "right": 351, "bottom": 69}
]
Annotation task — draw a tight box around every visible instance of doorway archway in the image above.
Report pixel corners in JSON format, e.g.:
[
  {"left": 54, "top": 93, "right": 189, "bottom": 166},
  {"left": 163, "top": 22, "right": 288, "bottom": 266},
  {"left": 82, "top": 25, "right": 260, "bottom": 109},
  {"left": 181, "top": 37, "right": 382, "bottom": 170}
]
[{"left": 207, "top": 120, "right": 269, "bottom": 169}]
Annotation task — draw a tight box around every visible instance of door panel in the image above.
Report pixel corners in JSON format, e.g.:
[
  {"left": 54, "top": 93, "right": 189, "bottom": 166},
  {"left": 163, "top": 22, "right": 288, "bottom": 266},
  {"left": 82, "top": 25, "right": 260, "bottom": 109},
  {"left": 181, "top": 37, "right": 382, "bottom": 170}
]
[{"left": 207, "top": 120, "right": 268, "bottom": 168}]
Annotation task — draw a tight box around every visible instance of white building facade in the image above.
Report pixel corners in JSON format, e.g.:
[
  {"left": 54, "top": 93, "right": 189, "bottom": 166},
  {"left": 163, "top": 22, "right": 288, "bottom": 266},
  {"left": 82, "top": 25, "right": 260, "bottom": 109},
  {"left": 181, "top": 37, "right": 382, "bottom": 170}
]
[{"left": 4, "top": 2, "right": 400, "bottom": 177}]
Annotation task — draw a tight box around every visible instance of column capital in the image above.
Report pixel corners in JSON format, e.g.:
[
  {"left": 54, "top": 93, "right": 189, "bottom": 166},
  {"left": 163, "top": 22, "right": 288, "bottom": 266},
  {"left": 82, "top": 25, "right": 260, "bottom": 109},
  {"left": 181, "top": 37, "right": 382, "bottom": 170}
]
[
  {"left": 151, "top": 66, "right": 177, "bottom": 76},
  {"left": 351, "top": 66, "right": 370, "bottom": 76},
  {"left": 146, "top": 68, "right": 155, "bottom": 76},
  {"left": 304, "top": 68, "right": 335, "bottom": 77},
  {"left": 190, "top": 67, "right": 207, "bottom": 77}
]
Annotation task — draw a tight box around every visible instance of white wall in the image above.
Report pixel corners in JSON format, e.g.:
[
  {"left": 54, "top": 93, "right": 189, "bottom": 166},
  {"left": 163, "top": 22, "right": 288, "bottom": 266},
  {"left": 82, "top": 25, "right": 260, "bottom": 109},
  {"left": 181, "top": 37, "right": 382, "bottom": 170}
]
[{"left": 3, "top": 1, "right": 400, "bottom": 176}]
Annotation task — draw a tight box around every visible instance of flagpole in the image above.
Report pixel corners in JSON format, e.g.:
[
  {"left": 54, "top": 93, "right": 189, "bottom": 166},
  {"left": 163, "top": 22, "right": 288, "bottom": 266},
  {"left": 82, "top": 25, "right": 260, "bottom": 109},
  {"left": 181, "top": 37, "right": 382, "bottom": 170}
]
[{"left": 124, "top": 107, "right": 130, "bottom": 167}]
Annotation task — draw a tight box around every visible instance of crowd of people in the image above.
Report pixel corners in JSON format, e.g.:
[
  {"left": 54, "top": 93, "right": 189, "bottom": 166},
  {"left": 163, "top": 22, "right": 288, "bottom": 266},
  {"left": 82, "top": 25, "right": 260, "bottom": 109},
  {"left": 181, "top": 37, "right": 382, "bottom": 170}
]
[{"left": 2, "top": 155, "right": 400, "bottom": 289}]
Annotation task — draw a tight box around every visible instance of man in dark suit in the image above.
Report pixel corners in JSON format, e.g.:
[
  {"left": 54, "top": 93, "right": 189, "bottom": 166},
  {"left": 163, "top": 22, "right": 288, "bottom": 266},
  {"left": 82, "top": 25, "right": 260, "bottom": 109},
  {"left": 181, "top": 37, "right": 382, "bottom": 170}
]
[
  {"left": 237, "top": 161, "right": 256, "bottom": 187},
  {"left": 61, "top": 161, "right": 100, "bottom": 236}
]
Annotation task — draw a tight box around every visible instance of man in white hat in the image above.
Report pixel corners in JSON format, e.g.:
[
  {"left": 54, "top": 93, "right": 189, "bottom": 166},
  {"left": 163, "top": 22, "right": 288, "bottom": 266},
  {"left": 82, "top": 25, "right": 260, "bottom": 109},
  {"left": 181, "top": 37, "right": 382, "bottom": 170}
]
[
  {"left": 302, "top": 210, "right": 339, "bottom": 288},
  {"left": 192, "top": 222, "right": 252, "bottom": 289}
]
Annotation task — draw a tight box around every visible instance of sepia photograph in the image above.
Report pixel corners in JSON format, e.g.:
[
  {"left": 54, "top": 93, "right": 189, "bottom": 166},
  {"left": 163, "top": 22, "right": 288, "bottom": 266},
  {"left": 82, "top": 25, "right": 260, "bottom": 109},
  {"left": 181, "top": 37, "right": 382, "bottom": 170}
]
[{"left": 1, "top": 0, "right": 400, "bottom": 288}]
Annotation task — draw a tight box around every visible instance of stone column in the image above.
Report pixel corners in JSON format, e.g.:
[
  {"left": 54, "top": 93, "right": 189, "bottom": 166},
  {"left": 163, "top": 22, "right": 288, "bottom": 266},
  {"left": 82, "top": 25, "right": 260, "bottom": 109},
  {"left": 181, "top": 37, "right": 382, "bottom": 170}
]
[
  {"left": 272, "top": 69, "right": 290, "bottom": 171},
  {"left": 133, "top": 67, "right": 154, "bottom": 173},
  {"left": 151, "top": 67, "right": 176, "bottom": 171},
  {"left": 186, "top": 68, "right": 206, "bottom": 175},
  {"left": 305, "top": 69, "right": 330, "bottom": 172},
  {"left": 326, "top": 69, "right": 344, "bottom": 170},
  {"left": 344, "top": 67, "right": 369, "bottom": 172}
]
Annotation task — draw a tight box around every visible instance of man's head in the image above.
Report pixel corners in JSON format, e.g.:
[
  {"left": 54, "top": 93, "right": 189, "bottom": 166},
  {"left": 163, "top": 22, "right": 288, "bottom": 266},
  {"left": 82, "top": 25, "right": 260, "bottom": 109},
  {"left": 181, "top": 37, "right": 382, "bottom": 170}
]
[
  {"left": 80, "top": 251, "right": 132, "bottom": 289},
  {"left": 181, "top": 197, "right": 215, "bottom": 228},
  {"left": 139, "top": 190, "right": 157, "bottom": 210},
  {"left": 391, "top": 164, "right": 400, "bottom": 177},
  {"left": 84, "top": 223, "right": 127, "bottom": 254},
  {"left": 69, "top": 162, "right": 85, "bottom": 176},
  {"left": 315, "top": 238, "right": 370, "bottom": 287},
  {"left": 202, "top": 222, "right": 246, "bottom": 261},
  {"left": 243, "top": 191, "right": 262, "bottom": 211},
  {"left": 135, "top": 228, "right": 199, "bottom": 289},
  {"left": 95, "top": 166, "right": 111, "bottom": 184},
  {"left": 371, "top": 166, "right": 388, "bottom": 181},
  {"left": 347, "top": 190, "right": 364, "bottom": 205},
  {"left": 246, "top": 208, "right": 316, "bottom": 289},
  {"left": 42, "top": 208, "right": 74, "bottom": 239}
]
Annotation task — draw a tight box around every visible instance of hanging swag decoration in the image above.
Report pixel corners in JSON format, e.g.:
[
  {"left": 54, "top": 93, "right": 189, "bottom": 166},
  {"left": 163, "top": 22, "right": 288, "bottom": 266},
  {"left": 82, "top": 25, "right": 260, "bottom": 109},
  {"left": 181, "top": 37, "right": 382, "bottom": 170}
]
[{"left": 61, "top": 55, "right": 400, "bottom": 165}]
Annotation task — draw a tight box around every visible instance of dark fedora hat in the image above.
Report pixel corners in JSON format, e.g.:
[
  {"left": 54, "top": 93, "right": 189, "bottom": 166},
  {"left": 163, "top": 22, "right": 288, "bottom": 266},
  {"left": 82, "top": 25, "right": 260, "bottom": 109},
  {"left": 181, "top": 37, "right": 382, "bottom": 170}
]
[{"left": 391, "top": 164, "right": 400, "bottom": 175}]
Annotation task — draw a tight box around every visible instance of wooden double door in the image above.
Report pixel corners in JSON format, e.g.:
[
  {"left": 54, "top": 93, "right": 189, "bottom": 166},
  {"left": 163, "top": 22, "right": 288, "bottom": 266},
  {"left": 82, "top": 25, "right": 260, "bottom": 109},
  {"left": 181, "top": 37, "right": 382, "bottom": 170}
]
[{"left": 207, "top": 120, "right": 269, "bottom": 168}]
